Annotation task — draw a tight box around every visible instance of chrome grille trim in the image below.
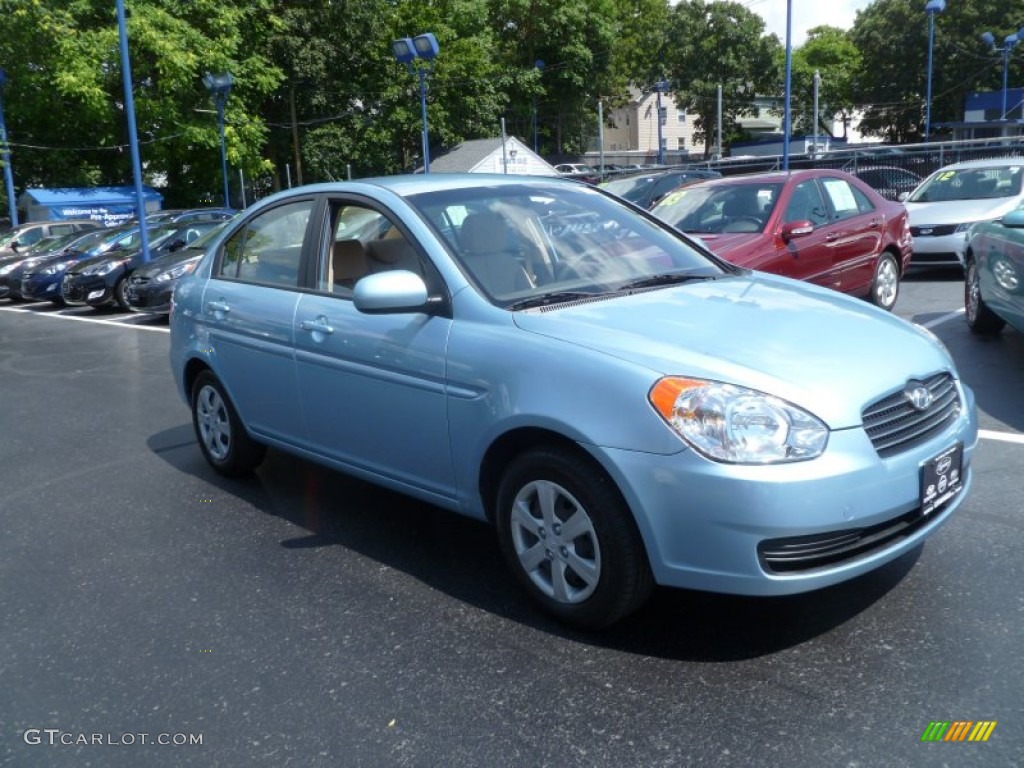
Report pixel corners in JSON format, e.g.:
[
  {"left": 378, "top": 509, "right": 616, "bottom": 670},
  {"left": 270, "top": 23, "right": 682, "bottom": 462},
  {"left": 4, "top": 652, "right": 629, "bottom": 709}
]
[{"left": 862, "top": 373, "right": 960, "bottom": 457}]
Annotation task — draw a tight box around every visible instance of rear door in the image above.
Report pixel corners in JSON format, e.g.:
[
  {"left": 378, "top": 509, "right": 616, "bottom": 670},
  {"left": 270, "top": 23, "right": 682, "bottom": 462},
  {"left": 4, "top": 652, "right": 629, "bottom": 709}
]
[
  {"left": 201, "top": 197, "right": 318, "bottom": 444},
  {"left": 817, "top": 176, "right": 885, "bottom": 294}
]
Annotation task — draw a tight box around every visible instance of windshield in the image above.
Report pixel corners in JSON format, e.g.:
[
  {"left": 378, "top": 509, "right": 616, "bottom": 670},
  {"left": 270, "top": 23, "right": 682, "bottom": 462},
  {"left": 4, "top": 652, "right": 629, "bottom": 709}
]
[
  {"left": 408, "top": 182, "right": 726, "bottom": 307},
  {"left": 908, "top": 166, "right": 1023, "bottom": 202},
  {"left": 651, "top": 182, "right": 783, "bottom": 234},
  {"left": 182, "top": 220, "right": 231, "bottom": 250},
  {"left": 601, "top": 176, "right": 657, "bottom": 205}
]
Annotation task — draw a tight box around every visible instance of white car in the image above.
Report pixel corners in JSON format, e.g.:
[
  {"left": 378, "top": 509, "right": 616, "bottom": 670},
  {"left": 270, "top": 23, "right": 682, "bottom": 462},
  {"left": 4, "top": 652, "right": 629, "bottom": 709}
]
[{"left": 903, "top": 158, "right": 1024, "bottom": 269}]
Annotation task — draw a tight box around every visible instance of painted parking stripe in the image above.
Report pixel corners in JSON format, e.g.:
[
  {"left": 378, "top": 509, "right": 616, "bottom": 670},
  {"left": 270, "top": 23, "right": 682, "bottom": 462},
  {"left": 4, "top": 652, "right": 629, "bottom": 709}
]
[
  {"left": 979, "top": 429, "right": 1024, "bottom": 445},
  {"left": 0, "top": 305, "right": 168, "bottom": 332},
  {"left": 921, "top": 308, "right": 965, "bottom": 329}
]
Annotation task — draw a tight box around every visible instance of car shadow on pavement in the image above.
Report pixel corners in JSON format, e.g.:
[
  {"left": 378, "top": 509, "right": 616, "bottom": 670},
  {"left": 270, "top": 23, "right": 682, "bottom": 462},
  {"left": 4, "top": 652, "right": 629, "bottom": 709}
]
[{"left": 148, "top": 424, "right": 923, "bottom": 661}]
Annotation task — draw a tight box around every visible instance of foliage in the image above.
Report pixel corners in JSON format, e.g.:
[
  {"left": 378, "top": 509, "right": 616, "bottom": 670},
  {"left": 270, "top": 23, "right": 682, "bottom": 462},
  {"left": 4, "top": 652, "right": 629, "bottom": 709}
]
[{"left": 663, "top": 0, "right": 781, "bottom": 155}]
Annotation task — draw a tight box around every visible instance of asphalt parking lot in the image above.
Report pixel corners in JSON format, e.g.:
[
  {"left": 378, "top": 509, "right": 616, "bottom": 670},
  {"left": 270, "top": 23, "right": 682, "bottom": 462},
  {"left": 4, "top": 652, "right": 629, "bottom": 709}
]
[{"left": 0, "top": 271, "right": 1021, "bottom": 767}]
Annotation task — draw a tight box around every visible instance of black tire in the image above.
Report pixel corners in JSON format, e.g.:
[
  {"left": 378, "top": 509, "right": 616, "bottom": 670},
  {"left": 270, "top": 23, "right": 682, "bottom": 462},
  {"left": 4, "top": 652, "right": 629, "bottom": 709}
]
[
  {"left": 113, "top": 276, "right": 130, "bottom": 311},
  {"left": 190, "top": 371, "right": 266, "bottom": 476},
  {"left": 495, "top": 447, "right": 653, "bottom": 629},
  {"left": 964, "top": 258, "right": 1005, "bottom": 335},
  {"left": 869, "top": 253, "right": 900, "bottom": 311}
]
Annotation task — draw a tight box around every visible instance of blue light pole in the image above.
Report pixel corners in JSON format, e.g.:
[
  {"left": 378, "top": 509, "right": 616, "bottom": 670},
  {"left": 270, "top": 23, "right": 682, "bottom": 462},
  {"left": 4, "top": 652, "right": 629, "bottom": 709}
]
[
  {"left": 655, "top": 79, "right": 668, "bottom": 165},
  {"left": 0, "top": 68, "right": 18, "bottom": 226},
  {"left": 392, "top": 33, "right": 440, "bottom": 173},
  {"left": 203, "top": 72, "right": 233, "bottom": 206},
  {"left": 115, "top": 0, "right": 150, "bottom": 261},
  {"left": 924, "top": 0, "right": 946, "bottom": 141},
  {"left": 782, "top": 0, "right": 793, "bottom": 171},
  {"left": 981, "top": 31, "right": 1020, "bottom": 119},
  {"left": 533, "top": 59, "right": 544, "bottom": 154}
]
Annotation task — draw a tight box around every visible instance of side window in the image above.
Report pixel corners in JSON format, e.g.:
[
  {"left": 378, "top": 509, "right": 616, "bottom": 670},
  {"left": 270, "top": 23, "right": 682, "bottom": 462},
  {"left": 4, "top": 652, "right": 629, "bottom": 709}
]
[
  {"left": 784, "top": 180, "right": 829, "bottom": 226},
  {"left": 50, "top": 225, "right": 74, "bottom": 237},
  {"left": 850, "top": 184, "right": 876, "bottom": 215},
  {"left": 317, "top": 200, "right": 427, "bottom": 295},
  {"left": 19, "top": 228, "right": 44, "bottom": 246},
  {"left": 218, "top": 200, "right": 313, "bottom": 287},
  {"left": 821, "top": 178, "right": 865, "bottom": 222}
]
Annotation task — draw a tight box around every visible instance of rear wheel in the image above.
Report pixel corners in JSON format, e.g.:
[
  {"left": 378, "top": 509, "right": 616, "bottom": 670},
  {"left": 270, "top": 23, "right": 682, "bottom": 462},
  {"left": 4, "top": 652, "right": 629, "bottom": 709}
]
[
  {"left": 869, "top": 253, "right": 900, "bottom": 311},
  {"left": 190, "top": 371, "right": 266, "bottom": 476},
  {"left": 495, "top": 447, "right": 653, "bottom": 629},
  {"left": 965, "top": 257, "right": 1005, "bottom": 335}
]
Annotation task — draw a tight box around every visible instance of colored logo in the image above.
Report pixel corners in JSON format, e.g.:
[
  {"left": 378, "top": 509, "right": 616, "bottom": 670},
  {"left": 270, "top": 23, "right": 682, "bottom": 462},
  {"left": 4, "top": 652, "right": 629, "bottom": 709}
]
[{"left": 921, "top": 721, "right": 997, "bottom": 742}]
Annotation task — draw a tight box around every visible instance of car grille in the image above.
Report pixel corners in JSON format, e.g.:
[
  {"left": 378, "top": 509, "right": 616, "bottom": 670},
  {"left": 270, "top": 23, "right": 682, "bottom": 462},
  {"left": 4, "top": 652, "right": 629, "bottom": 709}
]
[
  {"left": 862, "top": 373, "right": 960, "bottom": 458},
  {"left": 758, "top": 508, "right": 935, "bottom": 574},
  {"left": 910, "top": 224, "right": 958, "bottom": 237}
]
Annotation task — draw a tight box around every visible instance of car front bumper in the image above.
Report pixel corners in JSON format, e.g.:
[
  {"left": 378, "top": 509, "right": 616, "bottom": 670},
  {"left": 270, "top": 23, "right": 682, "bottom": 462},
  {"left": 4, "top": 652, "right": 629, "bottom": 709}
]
[
  {"left": 591, "top": 382, "right": 978, "bottom": 596},
  {"left": 910, "top": 230, "right": 967, "bottom": 268},
  {"left": 125, "top": 276, "right": 173, "bottom": 314},
  {"left": 62, "top": 274, "right": 114, "bottom": 307}
]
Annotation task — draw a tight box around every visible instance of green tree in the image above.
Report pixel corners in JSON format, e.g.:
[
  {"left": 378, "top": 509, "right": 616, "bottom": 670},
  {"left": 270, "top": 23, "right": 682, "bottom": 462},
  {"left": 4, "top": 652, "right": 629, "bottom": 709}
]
[
  {"left": 850, "top": 0, "right": 1023, "bottom": 141},
  {"left": 791, "top": 26, "right": 862, "bottom": 140},
  {"left": 0, "top": 0, "right": 282, "bottom": 208},
  {"left": 663, "top": 0, "right": 781, "bottom": 156}
]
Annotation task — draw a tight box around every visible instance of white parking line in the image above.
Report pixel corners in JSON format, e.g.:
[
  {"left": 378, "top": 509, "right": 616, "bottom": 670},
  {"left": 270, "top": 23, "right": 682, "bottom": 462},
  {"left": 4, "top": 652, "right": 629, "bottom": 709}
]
[
  {"left": 0, "top": 305, "right": 168, "bottom": 333},
  {"left": 979, "top": 429, "right": 1024, "bottom": 445},
  {"left": 921, "top": 308, "right": 965, "bottom": 329}
]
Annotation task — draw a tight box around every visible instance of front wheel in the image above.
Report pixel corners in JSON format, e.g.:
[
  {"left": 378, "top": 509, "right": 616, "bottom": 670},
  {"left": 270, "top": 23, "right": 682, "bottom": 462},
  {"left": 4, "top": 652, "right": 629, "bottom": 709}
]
[
  {"left": 869, "top": 253, "right": 900, "bottom": 311},
  {"left": 495, "top": 447, "right": 653, "bottom": 629},
  {"left": 964, "top": 258, "right": 1005, "bottom": 335},
  {"left": 190, "top": 371, "right": 266, "bottom": 476},
  {"left": 114, "top": 276, "right": 131, "bottom": 311}
]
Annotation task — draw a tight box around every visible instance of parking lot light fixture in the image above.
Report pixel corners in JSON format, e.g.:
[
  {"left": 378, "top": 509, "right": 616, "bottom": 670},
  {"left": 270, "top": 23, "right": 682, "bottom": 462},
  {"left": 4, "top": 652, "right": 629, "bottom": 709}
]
[
  {"left": 924, "top": 0, "right": 946, "bottom": 141},
  {"left": 981, "top": 31, "right": 1019, "bottom": 119},
  {"left": 0, "top": 68, "right": 18, "bottom": 226},
  {"left": 203, "top": 72, "right": 233, "bottom": 206},
  {"left": 392, "top": 33, "right": 439, "bottom": 173}
]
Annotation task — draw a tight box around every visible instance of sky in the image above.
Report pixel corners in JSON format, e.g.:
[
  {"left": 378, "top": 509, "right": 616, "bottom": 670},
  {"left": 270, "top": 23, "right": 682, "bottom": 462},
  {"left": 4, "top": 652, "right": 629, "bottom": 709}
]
[{"left": 753, "top": 0, "right": 872, "bottom": 46}]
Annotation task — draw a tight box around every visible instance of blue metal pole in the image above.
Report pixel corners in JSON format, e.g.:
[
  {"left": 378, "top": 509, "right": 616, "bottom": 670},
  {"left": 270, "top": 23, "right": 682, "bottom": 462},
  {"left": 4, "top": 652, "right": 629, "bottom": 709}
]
[
  {"left": 0, "top": 86, "right": 18, "bottom": 226},
  {"left": 782, "top": 0, "right": 792, "bottom": 171},
  {"left": 925, "top": 12, "right": 935, "bottom": 139},
  {"left": 418, "top": 67, "right": 430, "bottom": 173},
  {"left": 115, "top": 0, "right": 150, "bottom": 261},
  {"left": 217, "top": 99, "right": 229, "bottom": 206},
  {"left": 656, "top": 85, "right": 664, "bottom": 165},
  {"left": 1002, "top": 48, "right": 1010, "bottom": 118}
]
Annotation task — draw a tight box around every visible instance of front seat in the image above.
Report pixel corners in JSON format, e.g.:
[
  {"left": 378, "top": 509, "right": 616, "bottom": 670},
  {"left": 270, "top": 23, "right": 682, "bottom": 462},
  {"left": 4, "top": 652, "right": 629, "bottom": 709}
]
[{"left": 459, "top": 211, "right": 534, "bottom": 296}]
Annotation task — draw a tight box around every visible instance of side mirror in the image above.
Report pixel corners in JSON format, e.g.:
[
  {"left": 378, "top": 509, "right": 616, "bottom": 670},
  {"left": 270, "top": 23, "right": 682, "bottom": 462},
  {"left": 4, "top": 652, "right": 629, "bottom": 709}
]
[
  {"left": 1002, "top": 210, "right": 1024, "bottom": 228},
  {"left": 10, "top": 239, "right": 21, "bottom": 251},
  {"left": 167, "top": 238, "right": 186, "bottom": 252},
  {"left": 780, "top": 221, "right": 814, "bottom": 243},
  {"left": 353, "top": 269, "right": 431, "bottom": 314},
  {"left": 897, "top": 191, "right": 910, "bottom": 202}
]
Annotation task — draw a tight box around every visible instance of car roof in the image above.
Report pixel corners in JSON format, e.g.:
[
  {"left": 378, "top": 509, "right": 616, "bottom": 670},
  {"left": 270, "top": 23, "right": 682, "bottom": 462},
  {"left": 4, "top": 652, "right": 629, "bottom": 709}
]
[
  {"left": 251, "top": 174, "right": 584, "bottom": 203},
  {"left": 934, "top": 157, "right": 1024, "bottom": 171},
  {"left": 676, "top": 169, "right": 854, "bottom": 187}
]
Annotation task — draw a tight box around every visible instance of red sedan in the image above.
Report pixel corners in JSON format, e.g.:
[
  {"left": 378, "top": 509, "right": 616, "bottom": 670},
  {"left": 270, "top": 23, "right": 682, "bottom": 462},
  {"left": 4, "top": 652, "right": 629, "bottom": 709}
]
[{"left": 650, "top": 169, "right": 913, "bottom": 310}]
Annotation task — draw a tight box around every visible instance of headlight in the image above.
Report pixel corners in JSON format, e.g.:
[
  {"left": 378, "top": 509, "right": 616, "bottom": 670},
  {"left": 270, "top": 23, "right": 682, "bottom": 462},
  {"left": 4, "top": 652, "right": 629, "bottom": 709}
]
[
  {"left": 83, "top": 260, "right": 125, "bottom": 276},
  {"left": 953, "top": 222, "right": 977, "bottom": 234},
  {"left": 155, "top": 258, "right": 200, "bottom": 283},
  {"left": 41, "top": 259, "right": 74, "bottom": 275},
  {"left": 649, "top": 378, "right": 829, "bottom": 464}
]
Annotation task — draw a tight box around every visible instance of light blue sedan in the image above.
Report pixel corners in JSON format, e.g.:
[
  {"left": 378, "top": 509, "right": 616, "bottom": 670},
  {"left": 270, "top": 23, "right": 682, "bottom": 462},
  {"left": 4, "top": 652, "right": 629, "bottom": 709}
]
[{"left": 169, "top": 175, "right": 978, "bottom": 629}]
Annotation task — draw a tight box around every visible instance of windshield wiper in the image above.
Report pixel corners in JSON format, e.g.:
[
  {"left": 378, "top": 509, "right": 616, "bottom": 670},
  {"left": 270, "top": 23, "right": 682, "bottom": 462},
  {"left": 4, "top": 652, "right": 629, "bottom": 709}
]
[
  {"left": 506, "top": 291, "right": 599, "bottom": 310},
  {"left": 615, "top": 273, "right": 721, "bottom": 292}
]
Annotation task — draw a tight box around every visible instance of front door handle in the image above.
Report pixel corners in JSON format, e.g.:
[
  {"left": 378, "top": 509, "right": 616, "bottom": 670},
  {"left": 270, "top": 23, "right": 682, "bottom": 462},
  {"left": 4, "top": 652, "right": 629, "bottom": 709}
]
[
  {"left": 300, "top": 318, "right": 334, "bottom": 335},
  {"left": 826, "top": 232, "right": 840, "bottom": 242},
  {"left": 207, "top": 300, "right": 230, "bottom": 314}
]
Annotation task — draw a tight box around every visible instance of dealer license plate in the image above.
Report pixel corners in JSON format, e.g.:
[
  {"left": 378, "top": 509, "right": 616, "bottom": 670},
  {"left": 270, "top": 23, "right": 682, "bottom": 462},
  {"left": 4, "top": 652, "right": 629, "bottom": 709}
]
[{"left": 921, "top": 442, "right": 963, "bottom": 516}]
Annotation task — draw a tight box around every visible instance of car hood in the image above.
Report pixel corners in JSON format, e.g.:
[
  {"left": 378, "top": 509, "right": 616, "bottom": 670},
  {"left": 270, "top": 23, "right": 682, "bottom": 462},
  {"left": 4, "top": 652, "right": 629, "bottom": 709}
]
[
  {"left": 684, "top": 232, "right": 763, "bottom": 259},
  {"left": 511, "top": 274, "right": 954, "bottom": 429},
  {"left": 905, "top": 197, "right": 1020, "bottom": 225},
  {"left": 133, "top": 249, "right": 200, "bottom": 278}
]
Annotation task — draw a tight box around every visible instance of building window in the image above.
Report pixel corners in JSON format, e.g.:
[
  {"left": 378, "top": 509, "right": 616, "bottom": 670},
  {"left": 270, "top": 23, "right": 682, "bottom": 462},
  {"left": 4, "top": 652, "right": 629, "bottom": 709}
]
[
  {"left": 677, "top": 138, "right": 686, "bottom": 150},
  {"left": 659, "top": 107, "right": 668, "bottom": 126},
  {"left": 677, "top": 110, "right": 686, "bottom": 123}
]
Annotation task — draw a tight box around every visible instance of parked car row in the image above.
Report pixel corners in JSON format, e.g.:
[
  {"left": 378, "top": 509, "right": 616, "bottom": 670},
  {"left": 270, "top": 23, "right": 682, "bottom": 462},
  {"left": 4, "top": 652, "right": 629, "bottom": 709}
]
[{"left": 0, "top": 209, "right": 233, "bottom": 314}]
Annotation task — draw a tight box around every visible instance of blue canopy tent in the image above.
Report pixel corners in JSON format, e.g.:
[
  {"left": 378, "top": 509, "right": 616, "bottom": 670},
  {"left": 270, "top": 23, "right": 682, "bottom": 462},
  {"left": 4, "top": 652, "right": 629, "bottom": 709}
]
[{"left": 18, "top": 186, "right": 163, "bottom": 227}]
